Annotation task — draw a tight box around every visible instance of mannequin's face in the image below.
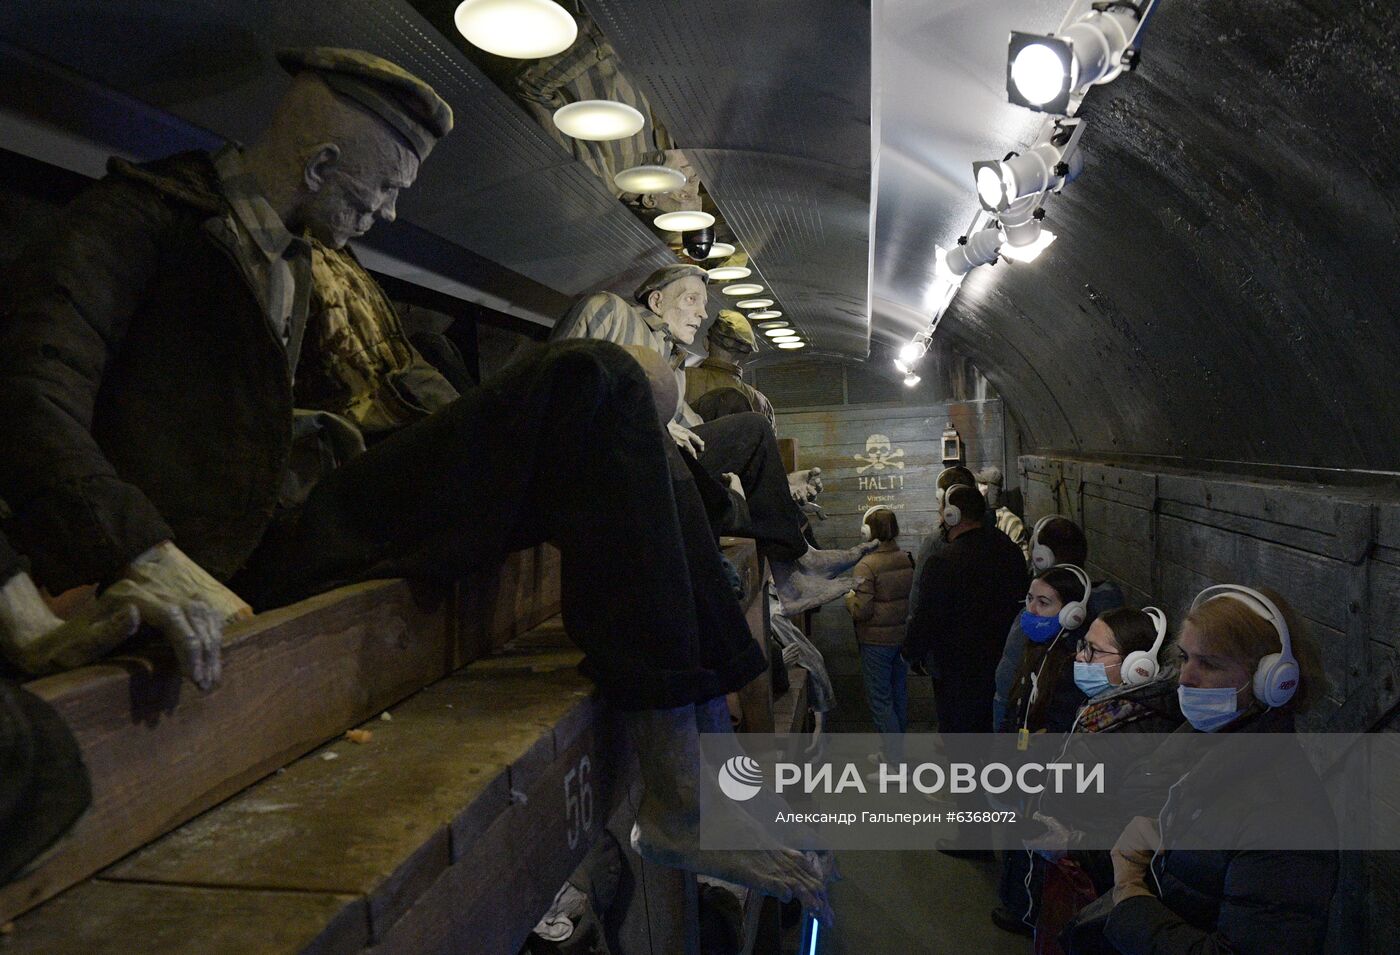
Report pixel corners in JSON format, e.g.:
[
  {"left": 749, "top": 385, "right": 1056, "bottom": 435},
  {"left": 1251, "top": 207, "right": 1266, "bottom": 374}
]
[
  {"left": 649, "top": 276, "right": 708, "bottom": 345},
  {"left": 298, "top": 134, "right": 419, "bottom": 248}
]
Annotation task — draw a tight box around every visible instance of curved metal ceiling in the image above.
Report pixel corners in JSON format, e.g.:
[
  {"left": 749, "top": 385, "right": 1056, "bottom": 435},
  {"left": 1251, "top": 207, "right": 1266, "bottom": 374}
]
[{"left": 877, "top": 0, "right": 1400, "bottom": 473}]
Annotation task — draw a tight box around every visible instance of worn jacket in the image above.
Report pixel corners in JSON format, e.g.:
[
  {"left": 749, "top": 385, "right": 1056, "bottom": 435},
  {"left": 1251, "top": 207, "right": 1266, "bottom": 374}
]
[
  {"left": 684, "top": 356, "right": 775, "bottom": 426},
  {"left": 845, "top": 541, "right": 915, "bottom": 646},
  {"left": 1104, "top": 708, "right": 1338, "bottom": 955},
  {"left": 0, "top": 152, "right": 299, "bottom": 589},
  {"left": 549, "top": 291, "right": 701, "bottom": 427}
]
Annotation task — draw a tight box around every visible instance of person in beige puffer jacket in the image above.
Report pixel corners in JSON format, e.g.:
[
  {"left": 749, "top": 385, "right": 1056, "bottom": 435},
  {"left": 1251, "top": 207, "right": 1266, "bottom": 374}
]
[{"left": 845, "top": 507, "right": 916, "bottom": 764}]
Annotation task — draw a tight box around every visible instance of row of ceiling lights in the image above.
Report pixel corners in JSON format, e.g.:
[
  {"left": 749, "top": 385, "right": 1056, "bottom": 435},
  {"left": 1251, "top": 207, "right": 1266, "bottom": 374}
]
[
  {"left": 895, "top": 0, "right": 1158, "bottom": 385},
  {"left": 452, "top": 0, "right": 804, "bottom": 350}
]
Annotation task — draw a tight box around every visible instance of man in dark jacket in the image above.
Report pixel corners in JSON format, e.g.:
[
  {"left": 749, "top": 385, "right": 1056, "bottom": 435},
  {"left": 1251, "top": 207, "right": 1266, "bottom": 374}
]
[
  {"left": 903, "top": 484, "right": 1028, "bottom": 734},
  {"left": 0, "top": 48, "right": 828, "bottom": 911}
]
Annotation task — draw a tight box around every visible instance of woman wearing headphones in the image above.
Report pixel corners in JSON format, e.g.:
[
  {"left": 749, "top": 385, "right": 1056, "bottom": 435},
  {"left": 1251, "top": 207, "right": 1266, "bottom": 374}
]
[
  {"left": 1005, "top": 608, "right": 1184, "bottom": 939},
  {"left": 1094, "top": 586, "right": 1338, "bottom": 955},
  {"left": 999, "top": 565, "right": 1099, "bottom": 740},
  {"left": 845, "top": 506, "right": 915, "bottom": 767}
]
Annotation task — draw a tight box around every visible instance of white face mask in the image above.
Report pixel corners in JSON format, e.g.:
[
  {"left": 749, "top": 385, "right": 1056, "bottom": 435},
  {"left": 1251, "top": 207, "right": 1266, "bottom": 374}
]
[{"left": 1177, "top": 684, "right": 1247, "bottom": 732}]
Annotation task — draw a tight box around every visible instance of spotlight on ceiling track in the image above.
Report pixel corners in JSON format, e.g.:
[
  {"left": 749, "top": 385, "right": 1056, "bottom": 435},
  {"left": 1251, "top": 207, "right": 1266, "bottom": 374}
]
[
  {"left": 943, "top": 227, "right": 1004, "bottom": 277},
  {"left": 613, "top": 164, "right": 688, "bottom": 194},
  {"left": 553, "top": 100, "right": 645, "bottom": 141},
  {"left": 454, "top": 0, "right": 578, "bottom": 59},
  {"left": 1006, "top": 0, "right": 1156, "bottom": 115},
  {"left": 1000, "top": 228, "right": 1057, "bottom": 263},
  {"left": 903, "top": 373, "right": 921, "bottom": 388},
  {"left": 973, "top": 118, "right": 1085, "bottom": 213},
  {"left": 893, "top": 358, "right": 910, "bottom": 374}
]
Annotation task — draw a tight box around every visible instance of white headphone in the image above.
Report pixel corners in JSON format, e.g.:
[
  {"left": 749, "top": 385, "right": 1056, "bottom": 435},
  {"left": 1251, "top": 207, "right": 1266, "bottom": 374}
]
[
  {"left": 1030, "top": 515, "right": 1068, "bottom": 572},
  {"left": 1049, "top": 563, "right": 1092, "bottom": 630},
  {"left": 941, "top": 485, "right": 973, "bottom": 527},
  {"left": 1190, "top": 585, "right": 1299, "bottom": 708},
  {"left": 1121, "top": 607, "right": 1168, "bottom": 686},
  {"left": 861, "top": 505, "right": 888, "bottom": 541}
]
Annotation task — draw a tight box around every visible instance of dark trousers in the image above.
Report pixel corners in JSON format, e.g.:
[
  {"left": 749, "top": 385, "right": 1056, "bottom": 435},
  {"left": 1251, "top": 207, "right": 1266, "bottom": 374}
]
[
  {"left": 690, "top": 413, "right": 808, "bottom": 562},
  {"left": 232, "top": 340, "right": 765, "bottom": 711},
  {"left": 932, "top": 668, "right": 996, "bottom": 735}
]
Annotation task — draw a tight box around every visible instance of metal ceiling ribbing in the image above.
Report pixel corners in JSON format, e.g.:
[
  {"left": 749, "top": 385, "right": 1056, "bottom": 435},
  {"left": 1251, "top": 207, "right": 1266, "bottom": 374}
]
[
  {"left": 0, "top": 0, "right": 677, "bottom": 303},
  {"left": 585, "top": 0, "right": 872, "bottom": 356}
]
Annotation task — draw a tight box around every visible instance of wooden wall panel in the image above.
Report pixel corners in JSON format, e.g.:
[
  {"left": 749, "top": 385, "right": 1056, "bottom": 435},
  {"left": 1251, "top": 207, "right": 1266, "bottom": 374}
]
[{"left": 775, "top": 400, "right": 1005, "bottom": 548}]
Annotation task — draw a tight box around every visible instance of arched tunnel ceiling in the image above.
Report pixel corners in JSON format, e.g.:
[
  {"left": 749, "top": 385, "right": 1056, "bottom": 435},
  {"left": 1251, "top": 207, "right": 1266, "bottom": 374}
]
[
  {"left": 877, "top": 0, "right": 1400, "bottom": 473},
  {"left": 586, "top": 0, "right": 872, "bottom": 357}
]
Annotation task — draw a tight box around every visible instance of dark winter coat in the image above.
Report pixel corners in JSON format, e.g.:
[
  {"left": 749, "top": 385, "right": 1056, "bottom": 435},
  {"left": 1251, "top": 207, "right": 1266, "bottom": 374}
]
[
  {"left": 903, "top": 524, "right": 1028, "bottom": 683},
  {"left": 0, "top": 152, "right": 296, "bottom": 590},
  {"left": 1103, "top": 707, "right": 1338, "bottom": 955}
]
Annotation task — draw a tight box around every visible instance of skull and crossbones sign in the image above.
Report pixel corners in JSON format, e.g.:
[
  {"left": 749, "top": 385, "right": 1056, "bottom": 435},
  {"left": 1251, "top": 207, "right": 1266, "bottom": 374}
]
[{"left": 855, "top": 434, "right": 905, "bottom": 474}]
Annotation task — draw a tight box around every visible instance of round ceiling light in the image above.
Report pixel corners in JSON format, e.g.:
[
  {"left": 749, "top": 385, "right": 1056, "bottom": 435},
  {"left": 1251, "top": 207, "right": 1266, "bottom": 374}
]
[
  {"left": 736, "top": 298, "right": 774, "bottom": 309},
  {"left": 706, "top": 242, "right": 736, "bottom": 259},
  {"left": 722, "top": 283, "right": 764, "bottom": 296},
  {"left": 763, "top": 327, "right": 796, "bottom": 337},
  {"left": 453, "top": 0, "right": 578, "bottom": 59},
  {"left": 553, "top": 100, "right": 645, "bottom": 141},
  {"left": 706, "top": 266, "right": 751, "bottom": 281},
  {"left": 653, "top": 210, "right": 716, "bottom": 231},
  {"left": 777, "top": 341, "right": 807, "bottom": 349},
  {"left": 613, "top": 164, "right": 688, "bottom": 194},
  {"left": 749, "top": 310, "right": 783, "bottom": 320},
  {"left": 755, "top": 320, "right": 788, "bottom": 328}
]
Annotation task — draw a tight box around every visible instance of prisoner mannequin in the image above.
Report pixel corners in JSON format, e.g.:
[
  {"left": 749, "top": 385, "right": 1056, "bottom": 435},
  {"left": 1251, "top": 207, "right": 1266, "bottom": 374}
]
[
  {"left": 552, "top": 271, "right": 873, "bottom": 616},
  {"left": 688, "top": 310, "right": 822, "bottom": 506},
  {"left": 0, "top": 49, "right": 829, "bottom": 914}
]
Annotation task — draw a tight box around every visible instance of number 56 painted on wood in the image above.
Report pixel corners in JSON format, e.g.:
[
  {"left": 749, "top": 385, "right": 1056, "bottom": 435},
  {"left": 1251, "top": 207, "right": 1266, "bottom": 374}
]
[{"left": 564, "top": 755, "right": 594, "bottom": 849}]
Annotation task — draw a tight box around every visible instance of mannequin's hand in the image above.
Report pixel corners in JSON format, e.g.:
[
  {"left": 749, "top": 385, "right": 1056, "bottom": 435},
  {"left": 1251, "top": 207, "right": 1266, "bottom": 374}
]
[
  {"left": 781, "top": 642, "right": 802, "bottom": 668},
  {"left": 120, "top": 542, "right": 254, "bottom": 690},
  {"left": 0, "top": 572, "right": 140, "bottom": 675},
  {"left": 667, "top": 421, "right": 705, "bottom": 457},
  {"left": 723, "top": 472, "right": 746, "bottom": 499}
]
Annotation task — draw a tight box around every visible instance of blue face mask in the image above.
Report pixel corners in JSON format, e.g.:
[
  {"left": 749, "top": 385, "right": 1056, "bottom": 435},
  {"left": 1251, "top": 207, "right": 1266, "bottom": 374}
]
[
  {"left": 1073, "top": 661, "right": 1113, "bottom": 698},
  {"left": 1020, "top": 609, "right": 1062, "bottom": 644},
  {"left": 1177, "top": 684, "right": 1246, "bottom": 732}
]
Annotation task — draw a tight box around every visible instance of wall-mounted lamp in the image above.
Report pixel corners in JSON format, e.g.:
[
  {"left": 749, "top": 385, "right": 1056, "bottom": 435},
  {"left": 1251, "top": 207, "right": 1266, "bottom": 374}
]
[
  {"left": 1006, "top": 0, "right": 1156, "bottom": 115},
  {"left": 973, "top": 119, "right": 1085, "bottom": 213}
]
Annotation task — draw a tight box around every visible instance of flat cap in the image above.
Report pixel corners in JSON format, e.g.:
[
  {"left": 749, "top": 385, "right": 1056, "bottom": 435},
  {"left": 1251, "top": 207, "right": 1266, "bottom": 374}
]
[
  {"left": 278, "top": 47, "right": 453, "bottom": 159},
  {"left": 710, "top": 309, "right": 757, "bottom": 352},
  {"left": 975, "top": 466, "right": 1004, "bottom": 486},
  {"left": 633, "top": 263, "right": 709, "bottom": 305}
]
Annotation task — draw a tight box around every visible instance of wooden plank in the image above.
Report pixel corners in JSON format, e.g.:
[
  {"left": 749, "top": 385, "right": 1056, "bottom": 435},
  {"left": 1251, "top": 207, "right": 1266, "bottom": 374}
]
[
  {"left": 777, "top": 437, "right": 798, "bottom": 474},
  {"left": 1158, "top": 476, "right": 1373, "bottom": 563},
  {"left": 1080, "top": 463, "right": 1157, "bottom": 504},
  {"left": 1156, "top": 515, "right": 1351, "bottom": 632},
  {"left": 5, "top": 882, "right": 367, "bottom": 955},
  {"left": 103, "top": 657, "right": 596, "bottom": 942},
  {"left": 456, "top": 544, "right": 563, "bottom": 666},
  {"left": 776, "top": 400, "right": 1001, "bottom": 427},
  {"left": 1, "top": 580, "right": 451, "bottom": 924},
  {"left": 366, "top": 690, "right": 630, "bottom": 955}
]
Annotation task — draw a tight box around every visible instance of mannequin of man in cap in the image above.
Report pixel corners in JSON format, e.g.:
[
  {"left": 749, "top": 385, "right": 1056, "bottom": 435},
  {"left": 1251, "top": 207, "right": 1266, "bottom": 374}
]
[
  {"left": 0, "top": 49, "right": 830, "bottom": 913},
  {"left": 976, "top": 466, "right": 1029, "bottom": 561},
  {"left": 687, "top": 310, "right": 823, "bottom": 507},
  {"left": 553, "top": 273, "right": 871, "bottom": 616}
]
